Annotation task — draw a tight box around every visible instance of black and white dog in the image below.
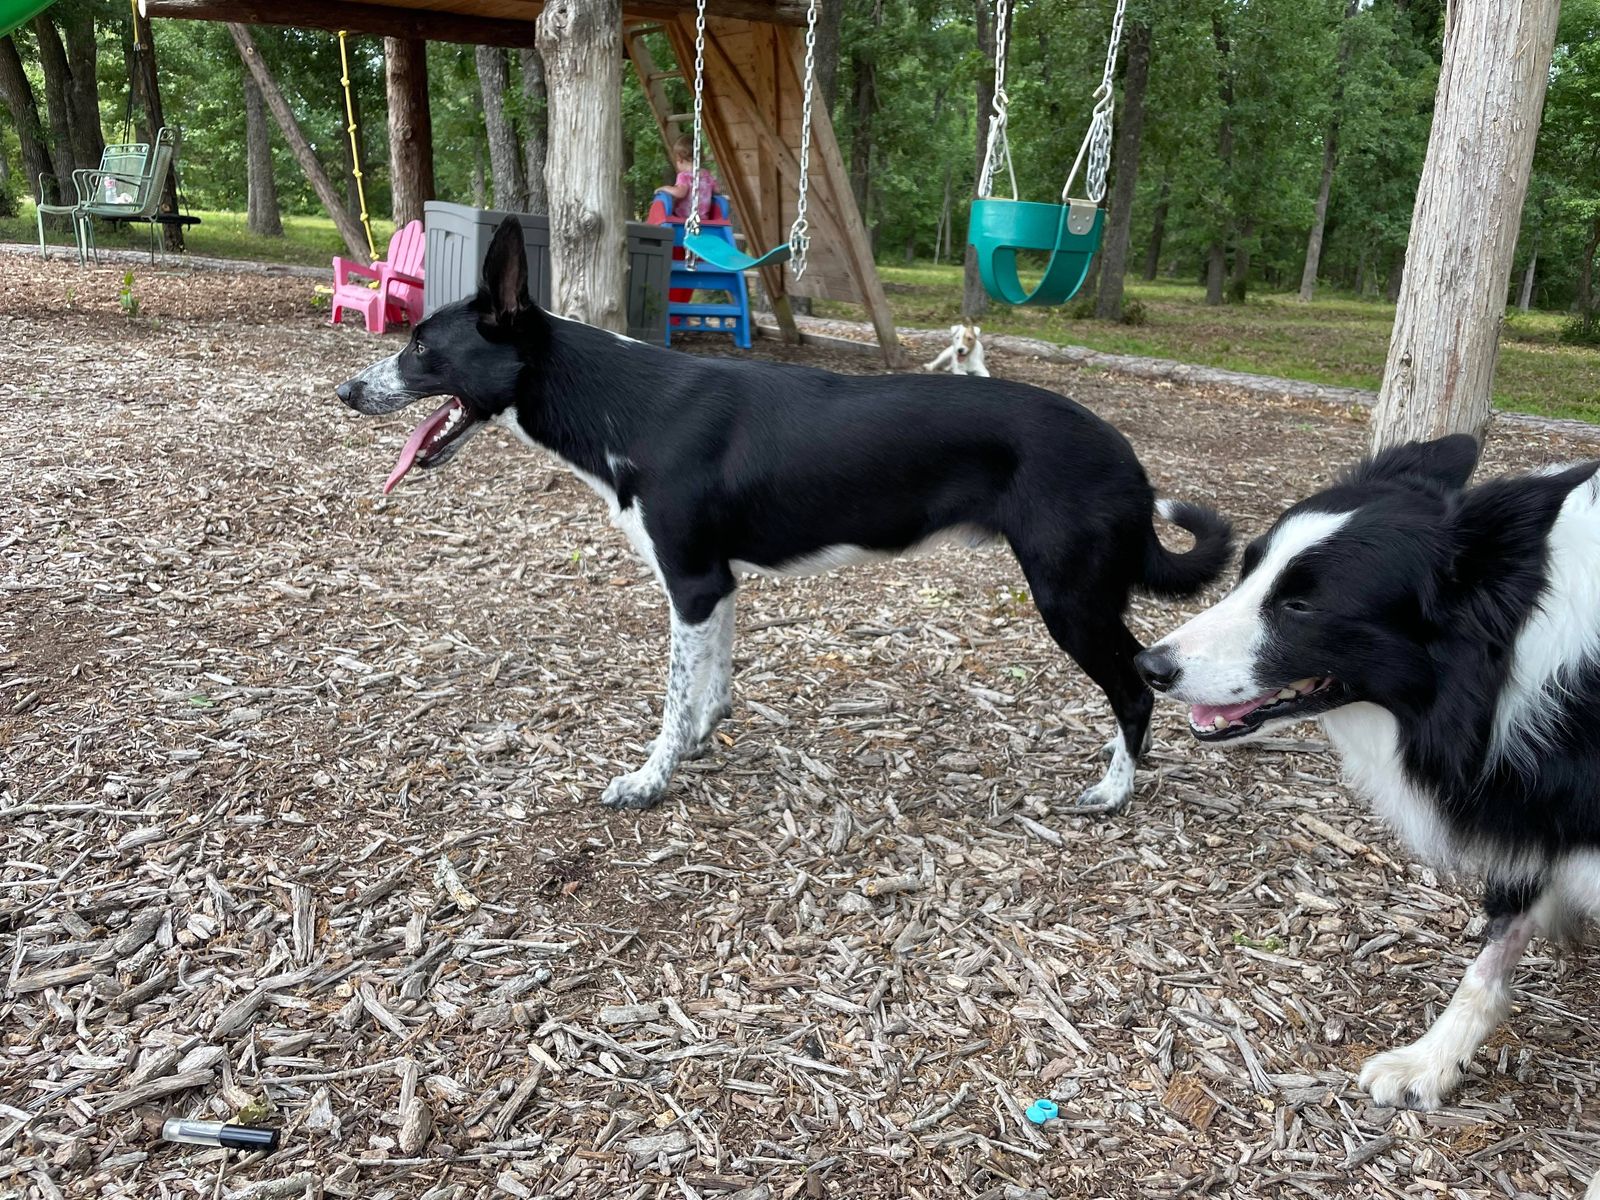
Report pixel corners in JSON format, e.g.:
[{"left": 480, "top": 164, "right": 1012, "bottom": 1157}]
[
  {"left": 337, "top": 216, "right": 1232, "bottom": 814},
  {"left": 1136, "top": 436, "right": 1600, "bottom": 1110}
]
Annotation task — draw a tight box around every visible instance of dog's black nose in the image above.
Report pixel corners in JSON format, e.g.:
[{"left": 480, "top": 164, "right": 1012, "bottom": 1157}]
[
  {"left": 336, "top": 381, "right": 356, "bottom": 406},
  {"left": 1135, "top": 646, "right": 1180, "bottom": 692}
]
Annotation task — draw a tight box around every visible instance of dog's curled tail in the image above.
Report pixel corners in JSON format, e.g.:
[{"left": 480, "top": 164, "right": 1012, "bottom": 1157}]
[{"left": 1141, "top": 498, "right": 1234, "bottom": 599}]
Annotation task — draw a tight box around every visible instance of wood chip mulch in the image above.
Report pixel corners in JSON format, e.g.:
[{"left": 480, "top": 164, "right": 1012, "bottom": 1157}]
[{"left": 3, "top": 253, "right": 1599, "bottom": 1200}]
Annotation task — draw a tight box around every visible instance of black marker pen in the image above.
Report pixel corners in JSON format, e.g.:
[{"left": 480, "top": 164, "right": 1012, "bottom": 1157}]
[{"left": 160, "top": 1119, "right": 280, "bottom": 1152}]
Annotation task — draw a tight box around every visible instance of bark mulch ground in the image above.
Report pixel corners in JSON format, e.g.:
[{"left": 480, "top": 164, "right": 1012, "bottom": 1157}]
[{"left": 3, "top": 255, "right": 1599, "bottom": 1200}]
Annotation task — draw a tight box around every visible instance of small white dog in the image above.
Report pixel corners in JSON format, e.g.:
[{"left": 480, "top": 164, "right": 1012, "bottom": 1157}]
[{"left": 924, "top": 320, "right": 989, "bottom": 377}]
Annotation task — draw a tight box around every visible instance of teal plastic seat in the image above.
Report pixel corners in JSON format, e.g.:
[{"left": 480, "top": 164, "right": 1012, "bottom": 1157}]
[
  {"left": 968, "top": 197, "right": 1104, "bottom": 307},
  {"left": 681, "top": 233, "right": 791, "bottom": 272}
]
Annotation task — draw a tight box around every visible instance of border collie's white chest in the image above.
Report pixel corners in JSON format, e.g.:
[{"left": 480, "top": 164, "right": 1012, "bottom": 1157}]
[{"left": 1320, "top": 703, "right": 1455, "bottom": 865}]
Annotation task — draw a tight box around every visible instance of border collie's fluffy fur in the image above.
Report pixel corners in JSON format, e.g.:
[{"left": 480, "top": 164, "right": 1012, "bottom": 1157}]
[
  {"left": 924, "top": 321, "right": 989, "bottom": 376},
  {"left": 338, "top": 216, "right": 1232, "bottom": 813},
  {"left": 1139, "top": 436, "right": 1600, "bottom": 1110}
]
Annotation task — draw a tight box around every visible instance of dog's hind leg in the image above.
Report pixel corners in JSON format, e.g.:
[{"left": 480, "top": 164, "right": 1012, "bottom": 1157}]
[
  {"left": 603, "top": 572, "right": 734, "bottom": 810},
  {"left": 694, "top": 592, "right": 736, "bottom": 743},
  {"left": 1016, "top": 555, "right": 1153, "bottom": 815},
  {"left": 1359, "top": 880, "right": 1551, "bottom": 1109}
]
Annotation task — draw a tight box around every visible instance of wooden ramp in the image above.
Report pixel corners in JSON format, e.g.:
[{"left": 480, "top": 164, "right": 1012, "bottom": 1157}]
[{"left": 629, "top": 17, "right": 904, "bottom": 366}]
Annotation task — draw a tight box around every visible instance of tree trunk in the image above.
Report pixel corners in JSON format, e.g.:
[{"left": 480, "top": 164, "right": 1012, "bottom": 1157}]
[
  {"left": 815, "top": 0, "right": 844, "bottom": 112},
  {"left": 385, "top": 36, "right": 435, "bottom": 227},
  {"left": 130, "top": 8, "right": 184, "bottom": 251},
  {"left": 1516, "top": 248, "right": 1536, "bottom": 313},
  {"left": 963, "top": 0, "right": 1009, "bottom": 317},
  {"left": 1205, "top": 241, "right": 1226, "bottom": 306},
  {"left": 1142, "top": 177, "right": 1168, "bottom": 280},
  {"left": 1229, "top": 214, "right": 1255, "bottom": 303},
  {"left": 476, "top": 44, "right": 528, "bottom": 211},
  {"left": 1298, "top": 0, "right": 1359, "bottom": 303},
  {"left": 1577, "top": 215, "right": 1600, "bottom": 325},
  {"left": 61, "top": 9, "right": 104, "bottom": 173},
  {"left": 1371, "top": 0, "right": 1561, "bottom": 449},
  {"left": 33, "top": 17, "right": 77, "bottom": 189},
  {"left": 1355, "top": 244, "right": 1369, "bottom": 295},
  {"left": 536, "top": 0, "right": 627, "bottom": 331},
  {"left": 229, "top": 23, "right": 368, "bottom": 260},
  {"left": 518, "top": 48, "right": 549, "bottom": 214},
  {"left": 242, "top": 65, "right": 282, "bottom": 237},
  {"left": 847, "top": 0, "right": 881, "bottom": 220},
  {"left": 1383, "top": 246, "right": 1406, "bottom": 303},
  {"left": 1205, "top": 10, "right": 1235, "bottom": 308},
  {"left": 0, "top": 36, "right": 54, "bottom": 204},
  {"left": 1094, "top": 19, "right": 1151, "bottom": 322},
  {"left": 1298, "top": 126, "right": 1338, "bottom": 303},
  {"left": 472, "top": 143, "right": 486, "bottom": 207}
]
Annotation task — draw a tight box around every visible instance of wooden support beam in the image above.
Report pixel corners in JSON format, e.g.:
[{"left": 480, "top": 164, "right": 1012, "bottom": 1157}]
[
  {"left": 142, "top": 0, "right": 812, "bottom": 43},
  {"left": 623, "top": 25, "right": 682, "bottom": 148}
]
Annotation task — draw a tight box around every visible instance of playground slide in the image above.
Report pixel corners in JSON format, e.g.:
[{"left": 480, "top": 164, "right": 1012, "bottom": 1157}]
[{"left": 0, "top": 0, "right": 57, "bottom": 40}]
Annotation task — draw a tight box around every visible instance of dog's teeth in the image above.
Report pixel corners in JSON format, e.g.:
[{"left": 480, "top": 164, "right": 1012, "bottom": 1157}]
[
  {"left": 1212, "top": 716, "right": 1228, "bottom": 731},
  {"left": 1290, "top": 678, "right": 1316, "bottom": 693},
  {"left": 1277, "top": 688, "right": 1298, "bottom": 700}
]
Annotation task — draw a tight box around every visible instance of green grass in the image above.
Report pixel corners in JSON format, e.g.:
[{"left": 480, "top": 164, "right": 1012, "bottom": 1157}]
[
  {"left": 830, "top": 262, "right": 1600, "bottom": 424},
  {"left": 3, "top": 200, "right": 394, "bottom": 268},
  {"left": 7, "top": 202, "right": 1597, "bottom": 423}
]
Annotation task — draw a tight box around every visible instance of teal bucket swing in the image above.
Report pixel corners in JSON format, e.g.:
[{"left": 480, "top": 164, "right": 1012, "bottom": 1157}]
[{"left": 967, "top": 0, "right": 1126, "bottom": 307}]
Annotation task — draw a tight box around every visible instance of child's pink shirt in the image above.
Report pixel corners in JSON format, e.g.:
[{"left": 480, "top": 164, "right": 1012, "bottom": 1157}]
[{"left": 673, "top": 169, "right": 719, "bottom": 220}]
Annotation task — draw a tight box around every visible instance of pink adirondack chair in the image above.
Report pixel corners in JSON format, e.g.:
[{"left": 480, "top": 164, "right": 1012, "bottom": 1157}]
[{"left": 331, "top": 220, "right": 426, "bottom": 334}]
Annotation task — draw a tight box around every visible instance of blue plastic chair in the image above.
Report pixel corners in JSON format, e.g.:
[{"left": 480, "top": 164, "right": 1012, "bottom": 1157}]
[{"left": 648, "top": 189, "right": 754, "bottom": 350}]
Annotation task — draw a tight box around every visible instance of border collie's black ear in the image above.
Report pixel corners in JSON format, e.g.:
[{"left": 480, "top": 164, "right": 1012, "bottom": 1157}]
[
  {"left": 481, "top": 214, "right": 531, "bottom": 327},
  {"left": 1348, "top": 434, "right": 1480, "bottom": 491}
]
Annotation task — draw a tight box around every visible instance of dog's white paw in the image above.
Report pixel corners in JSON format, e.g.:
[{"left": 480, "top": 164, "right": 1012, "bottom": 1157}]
[
  {"left": 1358, "top": 1043, "right": 1465, "bottom": 1111},
  {"left": 600, "top": 769, "right": 669, "bottom": 810},
  {"left": 1071, "top": 778, "right": 1131, "bottom": 815}
]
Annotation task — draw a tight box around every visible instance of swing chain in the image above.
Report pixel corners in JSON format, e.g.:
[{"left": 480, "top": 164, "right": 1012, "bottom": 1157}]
[
  {"left": 787, "top": 0, "right": 819, "bottom": 279},
  {"left": 977, "top": 0, "right": 1017, "bottom": 201},
  {"left": 685, "top": 0, "right": 709, "bottom": 249},
  {"left": 1063, "top": 0, "right": 1126, "bottom": 204}
]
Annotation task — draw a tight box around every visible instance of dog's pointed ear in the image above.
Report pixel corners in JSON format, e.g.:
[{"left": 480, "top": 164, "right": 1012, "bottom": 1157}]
[
  {"left": 1348, "top": 434, "right": 1480, "bottom": 492},
  {"left": 481, "top": 214, "right": 531, "bottom": 327}
]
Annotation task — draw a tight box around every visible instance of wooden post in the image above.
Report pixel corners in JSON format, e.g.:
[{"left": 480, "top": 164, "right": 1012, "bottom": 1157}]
[
  {"left": 536, "top": 0, "right": 628, "bottom": 332},
  {"left": 1370, "top": 0, "right": 1561, "bottom": 450},
  {"left": 385, "top": 37, "right": 435, "bottom": 228},
  {"left": 128, "top": 7, "right": 184, "bottom": 252}
]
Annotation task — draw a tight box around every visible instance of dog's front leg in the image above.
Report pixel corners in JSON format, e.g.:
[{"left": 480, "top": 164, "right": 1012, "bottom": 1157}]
[
  {"left": 924, "top": 346, "right": 955, "bottom": 373},
  {"left": 602, "top": 592, "right": 726, "bottom": 810},
  {"left": 1358, "top": 903, "right": 1542, "bottom": 1109}
]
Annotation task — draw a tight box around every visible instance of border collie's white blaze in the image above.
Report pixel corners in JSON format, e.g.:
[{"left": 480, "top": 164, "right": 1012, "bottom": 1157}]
[
  {"left": 1139, "top": 435, "right": 1600, "bottom": 1111},
  {"left": 337, "top": 214, "right": 1235, "bottom": 814}
]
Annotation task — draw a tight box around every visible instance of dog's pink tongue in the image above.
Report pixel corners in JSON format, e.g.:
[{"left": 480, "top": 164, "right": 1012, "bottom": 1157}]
[
  {"left": 383, "top": 399, "right": 459, "bottom": 494},
  {"left": 1191, "top": 694, "right": 1273, "bottom": 726}
]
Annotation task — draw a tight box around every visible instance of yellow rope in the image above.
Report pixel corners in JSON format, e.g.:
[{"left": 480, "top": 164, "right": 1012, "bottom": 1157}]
[
  {"left": 338, "top": 30, "right": 378, "bottom": 262},
  {"left": 130, "top": 0, "right": 139, "bottom": 48}
]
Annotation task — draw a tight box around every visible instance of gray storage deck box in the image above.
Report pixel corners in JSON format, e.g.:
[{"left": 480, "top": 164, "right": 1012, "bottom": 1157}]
[{"left": 423, "top": 201, "right": 671, "bottom": 345}]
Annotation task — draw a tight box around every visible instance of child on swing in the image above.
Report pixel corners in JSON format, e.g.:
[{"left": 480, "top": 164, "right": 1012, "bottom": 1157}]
[{"left": 663, "top": 135, "right": 721, "bottom": 221}]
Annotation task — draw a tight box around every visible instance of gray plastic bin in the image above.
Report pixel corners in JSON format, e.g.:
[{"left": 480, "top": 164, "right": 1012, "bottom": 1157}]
[{"left": 422, "top": 201, "right": 671, "bottom": 345}]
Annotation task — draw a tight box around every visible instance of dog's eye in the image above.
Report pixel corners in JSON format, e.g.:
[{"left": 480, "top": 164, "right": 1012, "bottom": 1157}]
[
  {"left": 1279, "top": 598, "right": 1316, "bottom": 615},
  {"left": 413, "top": 342, "right": 426, "bottom": 357}
]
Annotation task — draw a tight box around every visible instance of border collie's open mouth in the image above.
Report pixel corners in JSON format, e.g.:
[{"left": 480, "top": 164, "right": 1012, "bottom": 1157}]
[
  {"left": 383, "top": 397, "right": 482, "bottom": 494},
  {"left": 1188, "top": 677, "right": 1347, "bottom": 742}
]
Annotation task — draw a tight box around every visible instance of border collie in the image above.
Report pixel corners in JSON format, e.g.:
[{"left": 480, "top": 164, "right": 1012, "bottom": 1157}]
[
  {"left": 336, "top": 215, "right": 1231, "bottom": 814},
  {"left": 1136, "top": 435, "right": 1600, "bottom": 1111},
  {"left": 924, "top": 321, "right": 989, "bottom": 377}
]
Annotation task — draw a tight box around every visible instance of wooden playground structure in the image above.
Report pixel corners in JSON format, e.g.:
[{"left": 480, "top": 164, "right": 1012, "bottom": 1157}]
[{"left": 143, "top": 0, "right": 905, "bottom": 365}]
